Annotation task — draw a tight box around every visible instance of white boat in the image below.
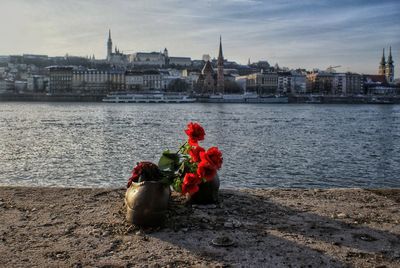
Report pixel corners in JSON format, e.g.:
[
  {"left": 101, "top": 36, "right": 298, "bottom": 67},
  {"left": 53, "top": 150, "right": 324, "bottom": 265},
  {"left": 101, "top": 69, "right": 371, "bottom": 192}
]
[
  {"left": 202, "top": 93, "right": 288, "bottom": 103},
  {"left": 368, "top": 97, "right": 394, "bottom": 104},
  {"left": 102, "top": 93, "right": 196, "bottom": 103},
  {"left": 248, "top": 95, "right": 289, "bottom": 103}
]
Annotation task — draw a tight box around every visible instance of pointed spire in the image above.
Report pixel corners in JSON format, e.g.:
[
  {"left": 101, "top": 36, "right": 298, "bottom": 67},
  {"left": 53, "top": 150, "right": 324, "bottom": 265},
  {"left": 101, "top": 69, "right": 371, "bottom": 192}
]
[
  {"left": 380, "top": 48, "right": 386, "bottom": 65},
  {"left": 108, "top": 29, "right": 111, "bottom": 40},
  {"left": 217, "top": 35, "right": 225, "bottom": 93},
  {"left": 218, "top": 35, "right": 223, "bottom": 60},
  {"left": 388, "top": 46, "right": 393, "bottom": 64}
]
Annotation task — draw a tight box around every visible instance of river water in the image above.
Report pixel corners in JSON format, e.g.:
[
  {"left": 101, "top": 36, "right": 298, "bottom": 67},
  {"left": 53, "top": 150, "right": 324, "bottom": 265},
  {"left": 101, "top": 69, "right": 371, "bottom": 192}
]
[{"left": 0, "top": 102, "right": 399, "bottom": 188}]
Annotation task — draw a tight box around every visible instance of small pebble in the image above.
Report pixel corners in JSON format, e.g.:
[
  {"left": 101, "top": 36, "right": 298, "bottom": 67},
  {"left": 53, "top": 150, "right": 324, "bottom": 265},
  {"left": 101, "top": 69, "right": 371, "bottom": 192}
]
[
  {"left": 135, "top": 230, "right": 142, "bottom": 236},
  {"left": 224, "top": 222, "right": 233, "bottom": 228}
]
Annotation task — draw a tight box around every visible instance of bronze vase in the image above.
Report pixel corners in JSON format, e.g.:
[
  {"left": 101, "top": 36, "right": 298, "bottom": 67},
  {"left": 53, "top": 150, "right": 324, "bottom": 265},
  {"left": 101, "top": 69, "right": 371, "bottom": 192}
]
[
  {"left": 125, "top": 181, "right": 170, "bottom": 227},
  {"left": 187, "top": 174, "right": 220, "bottom": 204}
]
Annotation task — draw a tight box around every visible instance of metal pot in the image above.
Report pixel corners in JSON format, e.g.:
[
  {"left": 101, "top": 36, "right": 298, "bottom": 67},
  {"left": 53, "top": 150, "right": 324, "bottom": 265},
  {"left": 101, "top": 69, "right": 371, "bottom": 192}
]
[
  {"left": 187, "top": 174, "right": 220, "bottom": 204},
  {"left": 125, "top": 181, "right": 170, "bottom": 227}
]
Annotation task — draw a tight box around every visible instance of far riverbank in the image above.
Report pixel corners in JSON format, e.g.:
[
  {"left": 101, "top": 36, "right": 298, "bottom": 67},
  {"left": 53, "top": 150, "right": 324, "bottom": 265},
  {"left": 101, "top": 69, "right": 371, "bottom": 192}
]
[
  {"left": 1, "top": 92, "right": 400, "bottom": 104},
  {"left": 1, "top": 187, "right": 399, "bottom": 267}
]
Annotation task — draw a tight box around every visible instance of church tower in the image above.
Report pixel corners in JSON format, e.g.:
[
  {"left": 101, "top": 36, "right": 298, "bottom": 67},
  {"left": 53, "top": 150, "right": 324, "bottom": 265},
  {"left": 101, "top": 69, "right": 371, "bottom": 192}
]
[
  {"left": 386, "top": 46, "right": 394, "bottom": 83},
  {"left": 107, "top": 29, "right": 112, "bottom": 61},
  {"left": 378, "top": 48, "right": 386, "bottom": 76},
  {"left": 217, "top": 36, "right": 225, "bottom": 94},
  {"left": 164, "top": 48, "right": 169, "bottom": 66}
]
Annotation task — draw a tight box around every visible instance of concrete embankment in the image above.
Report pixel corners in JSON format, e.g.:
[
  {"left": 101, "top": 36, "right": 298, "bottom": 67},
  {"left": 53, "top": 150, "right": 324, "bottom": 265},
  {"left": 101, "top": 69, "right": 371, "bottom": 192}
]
[
  {"left": 2, "top": 93, "right": 400, "bottom": 104},
  {"left": 1, "top": 187, "right": 399, "bottom": 267},
  {"left": 0, "top": 93, "right": 104, "bottom": 102},
  {"left": 289, "top": 95, "right": 400, "bottom": 104}
]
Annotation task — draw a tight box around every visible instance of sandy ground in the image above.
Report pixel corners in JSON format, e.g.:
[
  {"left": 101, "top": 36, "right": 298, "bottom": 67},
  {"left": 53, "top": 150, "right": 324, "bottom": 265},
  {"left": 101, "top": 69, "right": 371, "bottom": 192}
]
[{"left": 0, "top": 187, "right": 399, "bottom": 268}]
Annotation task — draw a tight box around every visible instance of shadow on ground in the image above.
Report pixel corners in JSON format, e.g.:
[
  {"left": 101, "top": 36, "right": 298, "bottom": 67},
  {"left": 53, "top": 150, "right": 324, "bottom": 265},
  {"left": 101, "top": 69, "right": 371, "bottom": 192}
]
[
  {"left": 0, "top": 187, "right": 399, "bottom": 267},
  {"left": 149, "top": 189, "right": 400, "bottom": 267}
]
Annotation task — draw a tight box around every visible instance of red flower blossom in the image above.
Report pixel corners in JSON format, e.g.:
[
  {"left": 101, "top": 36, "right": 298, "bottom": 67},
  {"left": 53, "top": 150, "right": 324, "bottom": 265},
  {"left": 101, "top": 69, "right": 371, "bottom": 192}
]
[
  {"left": 181, "top": 173, "right": 202, "bottom": 195},
  {"left": 197, "top": 160, "right": 217, "bottom": 182},
  {"left": 200, "top": 147, "right": 223, "bottom": 169},
  {"left": 189, "top": 146, "right": 205, "bottom": 163},
  {"left": 185, "top": 122, "right": 205, "bottom": 146},
  {"left": 127, "top": 161, "right": 160, "bottom": 188}
]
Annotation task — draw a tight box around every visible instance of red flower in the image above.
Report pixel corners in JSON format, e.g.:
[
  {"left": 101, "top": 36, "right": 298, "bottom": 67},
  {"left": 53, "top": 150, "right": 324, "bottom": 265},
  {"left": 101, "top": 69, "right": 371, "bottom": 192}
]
[
  {"left": 181, "top": 173, "right": 202, "bottom": 195},
  {"left": 127, "top": 161, "right": 160, "bottom": 188},
  {"left": 185, "top": 122, "right": 205, "bottom": 146},
  {"left": 200, "top": 147, "right": 223, "bottom": 169},
  {"left": 189, "top": 146, "right": 205, "bottom": 163},
  {"left": 127, "top": 164, "right": 142, "bottom": 188},
  {"left": 197, "top": 160, "right": 217, "bottom": 182}
]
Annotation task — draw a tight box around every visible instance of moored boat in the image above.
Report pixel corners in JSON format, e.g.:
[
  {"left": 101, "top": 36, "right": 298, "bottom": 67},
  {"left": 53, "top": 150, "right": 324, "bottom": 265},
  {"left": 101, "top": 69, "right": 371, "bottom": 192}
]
[
  {"left": 198, "top": 93, "right": 288, "bottom": 103},
  {"left": 102, "top": 92, "right": 196, "bottom": 103}
]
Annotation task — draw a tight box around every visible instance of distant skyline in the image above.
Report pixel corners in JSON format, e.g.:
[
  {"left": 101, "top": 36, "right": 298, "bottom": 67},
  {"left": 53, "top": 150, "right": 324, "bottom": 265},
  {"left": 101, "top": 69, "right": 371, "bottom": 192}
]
[{"left": 1, "top": 0, "right": 399, "bottom": 75}]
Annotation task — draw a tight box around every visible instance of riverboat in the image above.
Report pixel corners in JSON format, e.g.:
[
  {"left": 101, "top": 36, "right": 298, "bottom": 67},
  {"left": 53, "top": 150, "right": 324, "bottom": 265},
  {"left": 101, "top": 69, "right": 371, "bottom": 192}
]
[
  {"left": 102, "top": 93, "right": 196, "bottom": 103},
  {"left": 367, "top": 97, "right": 394, "bottom": 104},
  {"left": 197, "top": 93, "right": 289, "bottom": 103}
]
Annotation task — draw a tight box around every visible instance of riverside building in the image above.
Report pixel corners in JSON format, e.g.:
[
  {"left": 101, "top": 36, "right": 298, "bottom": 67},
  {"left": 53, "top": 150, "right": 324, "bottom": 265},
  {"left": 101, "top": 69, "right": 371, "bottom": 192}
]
[
  {"left": 106, "top": 30, "right": 191, "bottom": 68},
  {"left": 245, "top": 71, "right": 278, "bottom": 95},
  {"left": 71, "top": 69, "right": 125, "bottom": 94},
  {"left": 306, "top": 71, "right": 333, "bottom": 94},
  {"left": 291, "top": 71, "right": 307, "bottom": 94},
  {"left": 277, "top": 71, "right": 307, "bottom": 95},
  {"left": 277, "top": 71, "right": 292, "bottom": 94},
  {"left": 48, "top": 66, "right": 73, "bottom": 94},
  {"left": 332, "top": 73, "right": 361, "bottom": 95},
  {"left": 72, "top": 70, "right": 109, "bottom": 94},
  {"left": 27, "top": 75, "right": 47, "bottom": 92}
]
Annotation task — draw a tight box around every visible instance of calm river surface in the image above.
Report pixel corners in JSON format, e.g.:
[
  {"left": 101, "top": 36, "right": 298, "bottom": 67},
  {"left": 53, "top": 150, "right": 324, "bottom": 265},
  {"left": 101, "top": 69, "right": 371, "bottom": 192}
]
[{"left": 0, "top": 102, "right": 399, "bottom": 188}]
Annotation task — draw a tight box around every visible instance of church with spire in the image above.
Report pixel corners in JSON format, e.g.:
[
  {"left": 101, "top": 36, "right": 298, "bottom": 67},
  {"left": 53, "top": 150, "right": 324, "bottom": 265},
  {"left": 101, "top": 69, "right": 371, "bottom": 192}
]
[
  {"left": 106, "top": 29, "right": 128, "bottom": 65},
  {"left": 378, "top": 47, "right": 395, "bottom": 83},
  {"left": 107, "top": 29, "right": 112, "bottom": 60},
  {"left": 196, "top": 37, "right": 225, "bottom": 94}
]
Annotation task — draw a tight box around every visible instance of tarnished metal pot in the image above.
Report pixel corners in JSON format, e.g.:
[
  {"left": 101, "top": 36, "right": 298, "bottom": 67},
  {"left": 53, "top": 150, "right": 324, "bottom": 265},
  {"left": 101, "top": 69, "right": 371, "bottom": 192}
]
[
  {"left": 187, "top": 174, "right": 220, "bottom": 204},
  {"left": 125, "top": 181, "right": 170, "bottom": 227}
]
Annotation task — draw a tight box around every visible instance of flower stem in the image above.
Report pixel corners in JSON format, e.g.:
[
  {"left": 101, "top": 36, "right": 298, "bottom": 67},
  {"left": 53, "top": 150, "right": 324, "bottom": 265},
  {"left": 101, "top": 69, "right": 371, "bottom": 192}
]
[{"left": 177, "top": 141, "right": 188, "bottom": 154}]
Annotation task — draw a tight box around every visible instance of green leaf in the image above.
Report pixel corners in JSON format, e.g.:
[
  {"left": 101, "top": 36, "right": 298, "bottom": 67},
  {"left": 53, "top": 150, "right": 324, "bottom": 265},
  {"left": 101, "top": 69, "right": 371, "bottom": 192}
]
[
  {"left": 184, "top": 143, "right": 193, "bottom": 154},
  {"left": 158, "top": 150, "right": 180, "bottom": 171},
  {"left": 172, "top": 177, "right": 183, "bottom": 192}
]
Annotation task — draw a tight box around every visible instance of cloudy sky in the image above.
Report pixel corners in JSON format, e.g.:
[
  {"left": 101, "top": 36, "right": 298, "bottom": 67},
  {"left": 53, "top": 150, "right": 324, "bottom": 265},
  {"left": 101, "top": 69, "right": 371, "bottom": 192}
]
[{"left": 0, "top": 0, "right": 399, "bottom": 74}]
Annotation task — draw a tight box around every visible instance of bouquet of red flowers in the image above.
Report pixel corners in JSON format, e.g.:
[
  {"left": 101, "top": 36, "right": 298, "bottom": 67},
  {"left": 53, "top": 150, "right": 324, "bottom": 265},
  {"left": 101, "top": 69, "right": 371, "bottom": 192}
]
[
  {"left": 124, "top": 122, "right": 222, "bottom": 226},
  {"left": 158, "top": 122, "right": 223, "bottom": 196}
]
